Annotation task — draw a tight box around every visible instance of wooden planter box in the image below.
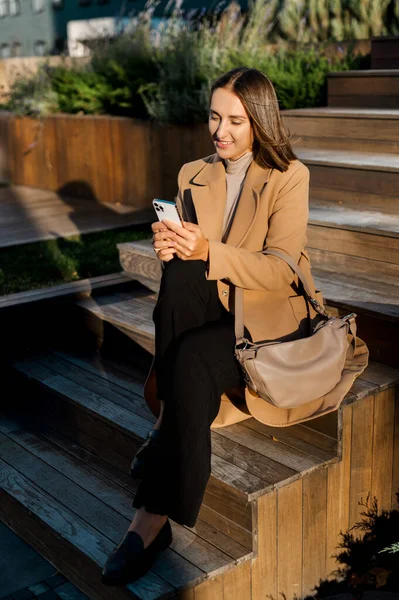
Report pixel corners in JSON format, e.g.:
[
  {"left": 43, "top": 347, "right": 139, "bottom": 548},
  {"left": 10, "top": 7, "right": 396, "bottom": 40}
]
[{"left": 0, "top": 112, "right": 214, "bottom": 208}]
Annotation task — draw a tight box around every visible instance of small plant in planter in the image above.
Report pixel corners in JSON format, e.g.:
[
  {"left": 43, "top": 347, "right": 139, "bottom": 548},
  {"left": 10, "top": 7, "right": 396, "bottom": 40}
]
[{"left": 300, "top": 490, "right": 399, "bottom": 599}]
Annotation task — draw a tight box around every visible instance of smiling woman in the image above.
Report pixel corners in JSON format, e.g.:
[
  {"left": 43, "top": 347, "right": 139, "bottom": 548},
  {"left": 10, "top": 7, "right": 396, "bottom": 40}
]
[{"left": 101, "top": 66, "right": 368, "bottom": 587}]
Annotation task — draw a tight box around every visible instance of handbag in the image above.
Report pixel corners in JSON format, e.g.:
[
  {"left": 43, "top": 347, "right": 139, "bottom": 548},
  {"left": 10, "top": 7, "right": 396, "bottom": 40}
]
[{"left": 234, "top": 248, "right": 359, "bottom": 410}]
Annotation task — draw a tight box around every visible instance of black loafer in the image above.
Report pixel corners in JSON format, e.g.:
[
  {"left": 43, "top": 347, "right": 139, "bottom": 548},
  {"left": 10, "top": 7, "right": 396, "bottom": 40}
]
[
  {"left": 130, "top": 428, "right": 161, "bottom": 479},
  {"left": 101, "top": 518, "right": 172, "bottom": 586}
]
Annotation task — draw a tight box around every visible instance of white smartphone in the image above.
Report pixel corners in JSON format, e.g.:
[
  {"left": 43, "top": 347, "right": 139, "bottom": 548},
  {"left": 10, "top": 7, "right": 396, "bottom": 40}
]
[{"left": 152, "top": 199, "right": 183, "bottom": 227}]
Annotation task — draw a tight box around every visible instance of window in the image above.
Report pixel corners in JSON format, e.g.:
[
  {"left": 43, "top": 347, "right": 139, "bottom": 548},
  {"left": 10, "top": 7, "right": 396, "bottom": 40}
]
[
  {"left": 11, "top": 41, "right": 22, "bottom": 56},
  {"left": 34, "top": 40, "right": 46, "bottom": 55},
  {"left": 32, "top": 0, "right": 45, "bottom": 12},
  {"left": 0, "top": 0, "right": 8, "bottom": 18},
  {"left": 1, "top": 43, "right": 10, "bottom": 58},
  {"left": 52, "top": 0, "right": 63, "bottom": 7},
  {"left": 9, "top": 0, "right": 20, "bottom": 15}
]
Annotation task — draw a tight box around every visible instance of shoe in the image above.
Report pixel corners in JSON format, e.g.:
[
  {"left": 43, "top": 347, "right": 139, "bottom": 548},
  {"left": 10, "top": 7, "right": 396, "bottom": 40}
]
[
  {"left": 101, "top": 518, "right": 172, "bottom": 586},
  {"left": 130, "top": 428, "right": 161, "bottom": 479}
]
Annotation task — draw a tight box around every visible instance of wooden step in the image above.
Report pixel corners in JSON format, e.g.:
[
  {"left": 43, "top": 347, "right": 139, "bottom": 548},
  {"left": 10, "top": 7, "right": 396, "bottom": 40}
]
[
  {"left": 0, "top": 412, "right": 252, "bottom": 600},
  {"left": 116, "top": 241, "right": 399, "bottom": 366},
  {"left": 327, "top": 69, "right": 399, "bottom": 108},
  {"left": 281, "top": 107, "right": 399, "bottom": 154},
  {"left": 3, "top": 349, "right": 399, "bottom": 599},
  {"left": 118, "top": 239, "right": 161, "bottom": 294},
  {"left": 299, "top": 148, "right": 399, "bottom": 213},
  {"left": 308, "top": 204, "right": 399, "bottom": 271},
  {"left": 6, "top": 345, "right": 339, "bottom": 551}
]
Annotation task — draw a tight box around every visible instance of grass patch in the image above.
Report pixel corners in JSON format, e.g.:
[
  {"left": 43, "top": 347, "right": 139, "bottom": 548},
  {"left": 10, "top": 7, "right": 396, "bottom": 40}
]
[{"left": 0, "top": 225, "right": 152, "bottom": 296}]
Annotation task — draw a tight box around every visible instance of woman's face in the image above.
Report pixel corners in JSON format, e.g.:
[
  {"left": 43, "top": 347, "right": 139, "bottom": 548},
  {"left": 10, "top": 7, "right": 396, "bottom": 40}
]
[{"left": 208, "top": 87, "right": 254, "bottom": 161}]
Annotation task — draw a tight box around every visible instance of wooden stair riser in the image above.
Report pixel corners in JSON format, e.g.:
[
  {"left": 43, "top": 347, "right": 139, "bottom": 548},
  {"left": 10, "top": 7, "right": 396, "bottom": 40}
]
[
  {"left": 7, "top": 366, "right": 253, "bottom": 541},
  {"left": 119, "top": 247, "right": 162, "bottom": 295},
  {"left": 282, "top": 115, "right": 399, "bottom": 154},
  {"left": 251, "top": 385, "right": 399, "bottom": 600},
  {"left": 307, "top": 224, "right": 399, "bottom": 266},
  {"left": 307, "top": 164, "right": 398, "bottom": 198},
  {"left": 294, "top": 136, "right": 399, "bottom": 154},
  {"left": 309, "top": 185, "right": 398, "bottom": 214},
  {"left": 328, "top": 73, "right": 399, "bottom": 108},
  {"left": 308, "top": 247, "right": 399, "bottom": 283}
]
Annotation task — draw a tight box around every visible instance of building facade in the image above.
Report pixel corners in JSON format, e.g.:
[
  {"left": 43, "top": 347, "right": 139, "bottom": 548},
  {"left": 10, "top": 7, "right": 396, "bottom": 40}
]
[{"left": 0, "top": 0, "right": 143, "bottom": 58}]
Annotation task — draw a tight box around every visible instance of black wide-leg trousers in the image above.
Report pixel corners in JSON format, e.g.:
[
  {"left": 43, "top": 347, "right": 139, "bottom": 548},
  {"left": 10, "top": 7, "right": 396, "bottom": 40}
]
[{"left": 131, "top": 257, "right": 246, "bottom": 527}]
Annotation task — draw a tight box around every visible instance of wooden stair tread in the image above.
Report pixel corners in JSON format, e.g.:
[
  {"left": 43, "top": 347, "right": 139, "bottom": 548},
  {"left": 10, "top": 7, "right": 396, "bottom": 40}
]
[
  {"left": 0, "top": 414, "right": 249, "bottom": 599},
  {"left": 282, "top": 107, "right": 399, "bottom": 119},
  {"left": 309, "top": 204, "right": 399, "bottom": 237},
  {"left": 118, "top": 240, "right": 398, "bottom": 319},
  {"left": 313, "top": 269, "right": 399, "bottom": 320},
  {"left": 297, "top": 148, "right": 399, "bottom": 172},
  {"left": 8, "top": 346, "right": 341, "bottom": 501},
  {"left": 328, "top": 69, "right": 399, "bottom": 77}
]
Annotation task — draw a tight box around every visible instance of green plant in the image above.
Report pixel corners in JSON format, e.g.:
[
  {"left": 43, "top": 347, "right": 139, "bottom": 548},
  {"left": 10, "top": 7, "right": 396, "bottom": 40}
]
[
  {"left": 90, "top": 12, "right": 159, "bottom": 118},
  {"left": 48, "top": 65, "right": 113, "bottom": 114}
]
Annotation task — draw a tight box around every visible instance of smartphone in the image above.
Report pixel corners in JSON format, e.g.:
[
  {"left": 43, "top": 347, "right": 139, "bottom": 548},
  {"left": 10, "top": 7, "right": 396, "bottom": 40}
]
[{"left": 152, "top": 199, "right": 183, "bottom": 227}]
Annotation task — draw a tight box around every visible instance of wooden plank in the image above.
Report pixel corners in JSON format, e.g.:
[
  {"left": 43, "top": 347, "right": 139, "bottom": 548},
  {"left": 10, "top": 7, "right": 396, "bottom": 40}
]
[
  {"left": 241, "top": 418, "right": 337, "bottom": 461},
  {"left": 310, "top": 185, "right": 398, "bottom": 214},
  {"left": 220, "top": 559, "right": 251, "bottom": 600},
  {"left": 308, "top": 224, "right": 399, "bottom": 265},
  {"left": 308, "top": 164, "right": 398, "bottom": 197},
  {"left": 252, "top": 490, "right": 278, "bottom": 600},
  {"left": 210, "top": 453, "right": 266, "bottom": 497},
  {"left": 211, "top": 429, "right": 297, "bottom": 487},
  {"left": 7, "top": 362, "right": 147, "bottom": 462},
  {"left": 203, "top": 476, "right": 252, "bottom": 534},
  {"left": 308, "top": 247, "right": 399, "bottom": 282},
  {"left": 328, "top": 75, "right": 399, "bottom": 97},
  {"left": 302, "top": 467, "right": 328, "bottom": 597},
  {"left": 309, "top": 205, "right": 399, "bottom": 238},
  {"left": 197, "top": 504, "right": 252, "bottom": 551},
  {"left": 349, "top": 394, "right": 374, "bottom": 534},
  {"left": 277, "top": 478, "right": 303, "bottom": 600},
  {"left": 215, "top": 422, "right": 326, "bottom": 474},
  {"left": 32, "top": 350, "right": 153, "bottom": 422},
  {"left": 326, "top": 403, "right": 352, "bottom": 576},
  {"left": 371, "top": 387, "right": 396, "bottom": 513},
  {"left": 10, "top": 357, "right": 153, "bottom": 441}
]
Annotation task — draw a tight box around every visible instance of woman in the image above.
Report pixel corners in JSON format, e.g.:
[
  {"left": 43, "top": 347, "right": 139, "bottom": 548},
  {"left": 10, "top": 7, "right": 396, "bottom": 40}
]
[{"left": 101, "top": 66, "right": 318, "bottom": 586}]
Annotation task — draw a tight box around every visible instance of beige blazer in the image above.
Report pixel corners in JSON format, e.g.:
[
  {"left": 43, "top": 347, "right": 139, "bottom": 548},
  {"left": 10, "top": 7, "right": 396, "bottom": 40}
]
[{"left": 144, "top": 152, "right": 328, "bottom": 427}]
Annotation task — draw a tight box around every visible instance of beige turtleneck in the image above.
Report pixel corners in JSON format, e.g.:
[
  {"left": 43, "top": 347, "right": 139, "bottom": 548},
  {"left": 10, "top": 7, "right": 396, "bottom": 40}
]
[{"left": 221, "top": 150, "right": 254, "bottom": 242}]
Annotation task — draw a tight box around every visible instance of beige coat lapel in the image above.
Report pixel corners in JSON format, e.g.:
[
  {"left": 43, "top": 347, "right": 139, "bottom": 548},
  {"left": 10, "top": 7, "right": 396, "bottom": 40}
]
[{"left": 189, "top": 153, "right": 273, "bottom": 248}]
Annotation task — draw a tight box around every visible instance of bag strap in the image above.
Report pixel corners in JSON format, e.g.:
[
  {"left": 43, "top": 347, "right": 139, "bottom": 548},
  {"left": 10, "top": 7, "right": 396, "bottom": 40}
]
[{"left": 234, "top": 248, "right": 329, "bottom": 342}]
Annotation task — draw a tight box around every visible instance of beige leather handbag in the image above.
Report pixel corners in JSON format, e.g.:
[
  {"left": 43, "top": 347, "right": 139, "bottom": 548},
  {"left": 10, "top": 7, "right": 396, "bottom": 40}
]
[{"left": 234, "top": 248, "right": 358, "bottom": 410}]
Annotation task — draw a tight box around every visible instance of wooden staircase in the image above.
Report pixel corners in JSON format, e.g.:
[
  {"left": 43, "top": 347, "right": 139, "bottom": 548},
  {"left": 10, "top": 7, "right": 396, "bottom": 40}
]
[
  {"left": 280, "top": 105, "right": 399, "bottom": 367},
  {"left": 2, "top": 273, "right": 399, "bottom": 600},
  {"left": 1, "top": 66, "right": 399, "bottom": 600}
]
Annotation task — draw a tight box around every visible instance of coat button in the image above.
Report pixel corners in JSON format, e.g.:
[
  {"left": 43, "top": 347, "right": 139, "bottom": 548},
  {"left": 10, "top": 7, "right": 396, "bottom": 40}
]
[{"left": 222, "top": 290, "right": 228, "bottom": 296}]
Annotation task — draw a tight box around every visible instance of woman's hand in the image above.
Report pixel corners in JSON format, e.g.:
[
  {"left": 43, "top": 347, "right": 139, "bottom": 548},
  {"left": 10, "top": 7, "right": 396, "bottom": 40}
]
[
  {"left": 151, "top": 221, "right": 177, "bottom": 262},
  {"left": 161, "top": 219, "right": 209, "bottom": 262}
]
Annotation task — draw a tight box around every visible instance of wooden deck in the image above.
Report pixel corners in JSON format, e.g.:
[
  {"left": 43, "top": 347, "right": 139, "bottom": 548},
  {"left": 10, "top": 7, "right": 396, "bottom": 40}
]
[{"left": 0, "top": 184, "right": 153, "bottom": 248}]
